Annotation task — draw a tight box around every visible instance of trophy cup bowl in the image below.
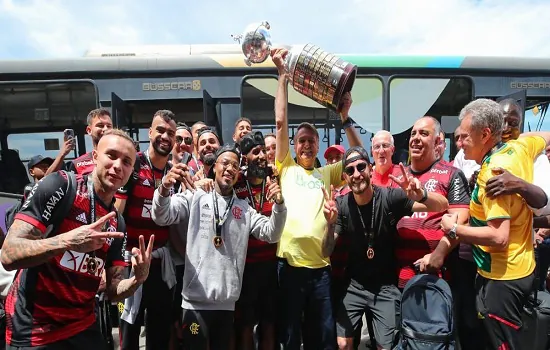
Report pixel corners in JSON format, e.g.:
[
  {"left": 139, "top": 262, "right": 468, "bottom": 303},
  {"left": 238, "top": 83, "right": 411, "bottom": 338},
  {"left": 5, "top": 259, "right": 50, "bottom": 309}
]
[{"left": 234, "top": 22, "right": 357, "bottom": 112}]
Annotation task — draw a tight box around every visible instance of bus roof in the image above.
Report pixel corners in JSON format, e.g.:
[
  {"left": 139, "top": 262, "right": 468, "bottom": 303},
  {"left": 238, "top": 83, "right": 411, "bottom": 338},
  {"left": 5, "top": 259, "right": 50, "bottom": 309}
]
[{"left": 1, "top": 44, "right": 550, "bottom": 74}]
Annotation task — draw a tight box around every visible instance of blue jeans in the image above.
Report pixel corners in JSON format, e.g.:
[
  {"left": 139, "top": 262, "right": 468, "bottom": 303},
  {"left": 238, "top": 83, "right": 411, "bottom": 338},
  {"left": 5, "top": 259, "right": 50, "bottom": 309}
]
[{"left": 277, "top": 259, "right": 335, "bottom": 350}]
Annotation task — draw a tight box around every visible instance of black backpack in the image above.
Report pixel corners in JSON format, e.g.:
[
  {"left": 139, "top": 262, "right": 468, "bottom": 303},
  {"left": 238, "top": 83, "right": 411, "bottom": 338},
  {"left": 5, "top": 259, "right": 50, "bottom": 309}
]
[{"left": 398, "top": 273, "right": 455, "bottom": 350}]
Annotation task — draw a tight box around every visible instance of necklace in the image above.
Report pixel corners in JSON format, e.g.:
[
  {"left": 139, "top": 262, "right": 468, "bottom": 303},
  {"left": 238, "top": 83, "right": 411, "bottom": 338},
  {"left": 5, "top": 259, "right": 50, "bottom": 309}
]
[{"left": 356, "top": 195, "right": 376, "bottom": 259}]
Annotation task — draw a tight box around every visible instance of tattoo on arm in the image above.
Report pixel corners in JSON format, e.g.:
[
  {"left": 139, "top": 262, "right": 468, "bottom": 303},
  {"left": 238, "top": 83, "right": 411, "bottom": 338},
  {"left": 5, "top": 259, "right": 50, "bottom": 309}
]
[
  {"left": 322, "top": 224, "right": 338, "bottom": 258},
  {"left": 1, "top": 220, "right": 67, "bottom": 271},
  {"left": 106, "top": 266, "right": 139, "bottom": 301}
]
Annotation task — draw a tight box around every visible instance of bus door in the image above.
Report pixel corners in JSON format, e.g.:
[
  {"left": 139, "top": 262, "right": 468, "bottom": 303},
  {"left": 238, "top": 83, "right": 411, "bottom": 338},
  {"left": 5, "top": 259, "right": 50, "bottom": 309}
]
[
  {"left": 203, "top": 90, "right": 223, "bottom": 143},
  {"left": 111, "top": 92, "right": 131, "bottom": 133}
]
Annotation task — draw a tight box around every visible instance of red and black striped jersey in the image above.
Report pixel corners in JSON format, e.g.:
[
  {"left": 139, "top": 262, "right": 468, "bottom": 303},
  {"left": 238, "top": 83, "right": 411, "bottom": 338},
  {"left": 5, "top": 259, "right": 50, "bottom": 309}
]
[
  {"left": 115, "top": 152, "right": 171, "bottom": 249},
  {"left": 392, "top": 160, "right": 470, "bottom": 288},
  {"left": 5, "top": 171, "right": 126, "bottom": 347},
  {"left": 233, "top": 174, "right": 277, "bottom": 263},
  {"left": 66, "top": 152, "right": 94, "bottom": 175}
]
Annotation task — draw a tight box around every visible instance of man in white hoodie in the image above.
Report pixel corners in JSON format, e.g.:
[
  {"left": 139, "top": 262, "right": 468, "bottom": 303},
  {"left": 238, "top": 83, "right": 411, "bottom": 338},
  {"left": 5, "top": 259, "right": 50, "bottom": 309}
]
[{"left": 151, "top": 143, "right": 287, "bottom": 350}]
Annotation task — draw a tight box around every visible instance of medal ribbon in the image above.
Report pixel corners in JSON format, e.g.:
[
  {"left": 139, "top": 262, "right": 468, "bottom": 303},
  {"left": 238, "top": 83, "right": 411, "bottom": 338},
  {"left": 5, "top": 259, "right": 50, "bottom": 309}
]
[
  {"left": 144, "top": 152, "right": 168, "bottom": 189},
  {"left": 87, "top": 176, "right": 107, "bottom": 274},
  {"left": 245, "top": 179, "right": 266, "bottom": 213},
  {"left": 212, "top": 191, "right": 235, "bottom": 247}
]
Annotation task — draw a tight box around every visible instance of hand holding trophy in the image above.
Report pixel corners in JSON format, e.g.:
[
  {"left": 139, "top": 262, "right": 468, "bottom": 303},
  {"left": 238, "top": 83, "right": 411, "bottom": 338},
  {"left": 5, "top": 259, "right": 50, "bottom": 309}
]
[{"left": 232, "top": 21, "right": 357, "bottom": 112}]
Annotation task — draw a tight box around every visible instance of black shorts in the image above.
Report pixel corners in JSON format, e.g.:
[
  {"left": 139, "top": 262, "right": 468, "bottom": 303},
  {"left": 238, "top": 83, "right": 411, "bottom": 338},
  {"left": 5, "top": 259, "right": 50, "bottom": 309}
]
[
  {"left": 336, "top": 281, "right": 401, "bottom": 349},
  {"left": 181, "top": 309, "right": 234, "bottom": 350},
  {"left": 7, "top": 324, "right": 106, "bottom": 350},
  {"left": 475, "top": 272, "right": 534, "bottom": 350},
  {"left": 234, "top": 261, "right": 278, "bottom": 327}
]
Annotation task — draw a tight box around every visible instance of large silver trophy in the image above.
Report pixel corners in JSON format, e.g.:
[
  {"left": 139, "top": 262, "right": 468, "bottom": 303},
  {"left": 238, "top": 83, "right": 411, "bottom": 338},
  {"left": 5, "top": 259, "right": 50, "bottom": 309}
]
[{"left": 232, "top": 22, "right": 357, "bottom": 112}]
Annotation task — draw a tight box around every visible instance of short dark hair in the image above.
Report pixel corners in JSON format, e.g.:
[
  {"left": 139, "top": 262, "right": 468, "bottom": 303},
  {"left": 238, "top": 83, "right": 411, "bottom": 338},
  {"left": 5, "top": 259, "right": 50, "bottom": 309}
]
[
  {"left": 295, "top": 122, "right": 319, "bottom": 140},
  {"left": 235, "top": 117, "right": 252, "bottom": 128},
  {"left": 176, "top": 122, "right": 191, "bottom": 133},
  {"left": 264, "top": 132, "right": 276, "bottom": 140},
  {"left": 192, "top": 121, "right": 206, "bottom": 128},
  {"left": 153, "top": 110, "right": 176, "bottom": 123},
  {"left": 87, "top": 108, "right": 111, "bottom": 126}
]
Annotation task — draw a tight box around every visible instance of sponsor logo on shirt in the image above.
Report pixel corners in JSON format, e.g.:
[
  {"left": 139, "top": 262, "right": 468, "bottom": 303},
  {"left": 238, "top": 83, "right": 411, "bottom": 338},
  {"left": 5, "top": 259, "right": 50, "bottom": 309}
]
[
  {"left": 59, "top": 251, "right": 105, "bottom": 277},
  {"left": 294, "top": 173, "right": 324, "bottom": 190},
  {"left": 76, "top": 160, "right": 94, "bottom": 167}
]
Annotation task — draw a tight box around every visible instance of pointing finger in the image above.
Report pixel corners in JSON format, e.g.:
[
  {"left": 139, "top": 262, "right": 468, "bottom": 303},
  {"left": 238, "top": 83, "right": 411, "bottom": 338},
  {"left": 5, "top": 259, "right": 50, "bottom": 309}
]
[
  {"left": 90, "top": 212, "right": 116, "bottom": 229},
  {"left": 91, "top": 231, "right": 125, "bottom": 239}
]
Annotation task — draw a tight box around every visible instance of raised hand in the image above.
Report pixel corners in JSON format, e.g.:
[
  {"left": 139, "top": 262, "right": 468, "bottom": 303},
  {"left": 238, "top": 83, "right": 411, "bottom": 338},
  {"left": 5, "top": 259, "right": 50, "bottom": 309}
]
[
  {"left": 131, "top": 234, "right": 154, "bottom": 284},
  {"left": 389, "top": 162, "right": 425, "bottom": 202},
  {"left": 321, "top": 185, "right": 338, "bottom": 225},
  {"left": 266, "top": 176, "right": 283, "bottom": 204},
  {"left": 270, "top": 48, "right": 288, "bottom": 75},
  {"left": 162, "top": 163, "right": 195, "bottom": 192},
  {"left": 339, "top": 92, "right": 353, "bottom": 117},
  {"left": 195, "top": 178, "right": 214, "bottom": 192},
  {"left": 62, "top": 211, "right": 124, "bottom": 253}
]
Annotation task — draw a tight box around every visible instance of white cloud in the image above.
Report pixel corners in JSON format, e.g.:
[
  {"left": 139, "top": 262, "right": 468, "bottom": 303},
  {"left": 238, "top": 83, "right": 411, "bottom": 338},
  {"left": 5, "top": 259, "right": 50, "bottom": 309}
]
[{"left": 1, "top": 0, "right": 549, "bottom": 58}]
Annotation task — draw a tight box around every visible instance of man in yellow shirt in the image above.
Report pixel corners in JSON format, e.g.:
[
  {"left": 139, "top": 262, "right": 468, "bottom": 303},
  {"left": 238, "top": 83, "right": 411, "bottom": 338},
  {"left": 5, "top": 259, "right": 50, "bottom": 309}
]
[
  {"left": 440, "top": 98, "right": 550, "bottom": 350},
  {"left": 270, "top": 48, "right": 362, "bottom": 350}
]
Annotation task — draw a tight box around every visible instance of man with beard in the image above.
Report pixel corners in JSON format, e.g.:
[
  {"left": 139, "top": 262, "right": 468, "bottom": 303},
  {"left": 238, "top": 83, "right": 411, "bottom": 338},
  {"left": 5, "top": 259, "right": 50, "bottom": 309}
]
[
  {"left": 321, "top": 146, "right": 448, "bottom": 350},
  {"left": 115, "top": 110, "right": 180, "bottom": 350},
  {"left": 193, "top": 127, "right": 221, "bottom": 180},
  {"left": 172, "top": 122, "right": 195, "bottom": 167},
  {"left": 152, "top": 144, "right": 287, "bottom": 350},
  {"left": 188, "top": 121, "right": 207, "bottom": 173},
  {"left": 232, "top": 131, "right": 279, "bottom": 350},
  {"left": 271, "top": 48, "right": 362, "bottom": 350},
  {"left": 1, "top": 129, "right": 154, "bottom": 349},
  {"left": 64, "top": 108, "right": 113, "bottom": 175}
]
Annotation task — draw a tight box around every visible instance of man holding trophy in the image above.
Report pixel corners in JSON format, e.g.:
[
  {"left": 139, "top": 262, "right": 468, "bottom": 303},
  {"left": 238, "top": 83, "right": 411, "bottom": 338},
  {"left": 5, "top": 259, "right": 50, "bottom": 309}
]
[{"left": 269, "top": 46, "right": 362, "bottom": 350}]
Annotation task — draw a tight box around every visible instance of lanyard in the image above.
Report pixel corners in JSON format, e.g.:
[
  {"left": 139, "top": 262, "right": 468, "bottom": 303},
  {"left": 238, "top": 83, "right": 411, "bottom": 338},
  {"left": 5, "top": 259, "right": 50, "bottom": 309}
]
[
  {"left": 212, "top": 191, "right": 235, "bottom": 239},
  {"left": 356, "top": 196, "right": 376, "bottom": 249},
  {"left": 86, "top": 176, "right": 110, "bottom": 274},
  {"left": 245, "top": 179, "right": 266, "bottom": 213},
  {"left": 144, "top": 152, "right": 168, "bottom": 189}
]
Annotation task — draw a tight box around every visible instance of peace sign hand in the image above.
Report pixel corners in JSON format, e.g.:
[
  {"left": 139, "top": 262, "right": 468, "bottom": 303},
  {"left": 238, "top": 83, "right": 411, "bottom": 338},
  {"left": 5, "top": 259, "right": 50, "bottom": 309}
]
[
  {"left": 389, "top": 162, "right": 426, "bottom": 202},
  {"left": 131, "top": 234, "right": 155, "bottom": 284},
  {"left": 321, "top": 185, "right": 338, "bottom": 225},
  {"left": 62, "top": 211, "right": 125, "bottom": 253}
]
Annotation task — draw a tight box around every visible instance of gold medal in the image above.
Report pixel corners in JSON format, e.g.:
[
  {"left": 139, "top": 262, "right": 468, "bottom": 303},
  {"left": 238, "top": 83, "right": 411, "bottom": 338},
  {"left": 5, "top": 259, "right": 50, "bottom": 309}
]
[
  {"left": 213, "top": 236, "right": 223, "bottom": 248},
  {"left": 366, "top": 247, "right": 375, "bottom": 260},
  {"left": 87, "top": 257, "right": 99, "bottom": 274}
]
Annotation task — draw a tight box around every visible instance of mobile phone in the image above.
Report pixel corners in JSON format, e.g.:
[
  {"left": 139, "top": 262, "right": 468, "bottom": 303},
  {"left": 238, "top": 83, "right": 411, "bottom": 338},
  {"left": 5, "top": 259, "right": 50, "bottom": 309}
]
[
  {"left": 181, "top": 153, "right": 192, "bottom": 165},
  {"left": 63, "top": 129, "right": 76, "bottom": 150}
]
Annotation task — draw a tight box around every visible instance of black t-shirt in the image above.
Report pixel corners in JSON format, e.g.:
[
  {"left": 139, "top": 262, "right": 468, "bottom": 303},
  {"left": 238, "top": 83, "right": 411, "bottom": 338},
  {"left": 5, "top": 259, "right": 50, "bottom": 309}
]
[{"left": 335, "top": 186, "right": 414, "bottom": 289}]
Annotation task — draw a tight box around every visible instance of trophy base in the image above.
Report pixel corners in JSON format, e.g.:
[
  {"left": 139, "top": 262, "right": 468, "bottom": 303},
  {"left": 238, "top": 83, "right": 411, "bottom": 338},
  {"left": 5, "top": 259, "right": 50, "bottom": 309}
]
[{"left": 332, "top": 63, "right": 357, "bottom": 112}]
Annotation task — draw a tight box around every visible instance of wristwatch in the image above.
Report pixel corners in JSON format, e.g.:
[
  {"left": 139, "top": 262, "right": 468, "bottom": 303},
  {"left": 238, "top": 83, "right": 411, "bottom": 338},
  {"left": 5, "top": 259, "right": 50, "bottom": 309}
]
[
  {"left": 418, "top": 188, "right": 428, "bottom": 203},
  {"left": 342, "top": 117, "right": 354, "bottom": 130},
  {"left": 446, "top": 223, "right": 458, "bottom": 240}
]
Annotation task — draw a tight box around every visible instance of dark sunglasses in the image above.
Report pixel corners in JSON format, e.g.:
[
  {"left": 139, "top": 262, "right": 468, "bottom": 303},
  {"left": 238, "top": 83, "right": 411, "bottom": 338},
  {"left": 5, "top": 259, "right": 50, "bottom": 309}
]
[
  {"left": 176, "top": 136, "right": 193, "bottom": 145},
  {"left": 344, "top": 162, "right": 368, "bottom": 176}
]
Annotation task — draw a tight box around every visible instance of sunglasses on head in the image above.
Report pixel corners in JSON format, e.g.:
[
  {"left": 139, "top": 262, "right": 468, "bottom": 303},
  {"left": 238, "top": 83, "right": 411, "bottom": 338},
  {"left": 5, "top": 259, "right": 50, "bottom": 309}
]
[
  {"left": 176, "top": 136, "right": 193, "bottom": 145},
  {"left": 344, "top": 162, "right": 369, "bottom": 176}
]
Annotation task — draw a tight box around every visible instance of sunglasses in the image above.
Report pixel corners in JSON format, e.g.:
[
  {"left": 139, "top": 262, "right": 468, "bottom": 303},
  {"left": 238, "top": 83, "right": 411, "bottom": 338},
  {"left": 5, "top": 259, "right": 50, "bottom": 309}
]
[
  {"left": 176, "top": 136, "right": 193, "bottom": 145},
  {"left": 344, "top": 162, "right": 368, "bottom": 176}
]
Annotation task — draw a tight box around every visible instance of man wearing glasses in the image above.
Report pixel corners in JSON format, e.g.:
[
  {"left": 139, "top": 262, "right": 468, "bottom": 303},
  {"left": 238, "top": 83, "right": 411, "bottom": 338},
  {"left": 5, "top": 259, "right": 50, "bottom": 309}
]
[
  {"left": 321, "top": 146, "right": 448, "bottom": 350},
  {"left": 173, "top": 123, "right": 195, "bottom": 169},
  {"left": 370, "top": 131, "right": 401, "bottom": 188}
]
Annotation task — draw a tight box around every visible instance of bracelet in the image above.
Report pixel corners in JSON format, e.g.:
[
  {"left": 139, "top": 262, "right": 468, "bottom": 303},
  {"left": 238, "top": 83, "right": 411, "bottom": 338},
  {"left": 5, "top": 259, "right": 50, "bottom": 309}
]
[
  {"left": 342, "top": 118, "right": 353, "bottom": 130},
  {"left": 418, "top": 188, "right": 428, "bottom": 203},
  {"left": 159, "top": 182, "right": 172, "bottom": 197}
]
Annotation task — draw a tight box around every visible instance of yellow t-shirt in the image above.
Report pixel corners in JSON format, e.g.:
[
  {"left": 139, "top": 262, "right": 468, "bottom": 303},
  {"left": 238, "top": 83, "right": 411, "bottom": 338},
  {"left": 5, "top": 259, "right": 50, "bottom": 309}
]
[
  {"left": 470, "top": 136, "right": 546, "bottom": 280},
  {"left": 276, "top": 150, "right": 344, "bottom": 268}
]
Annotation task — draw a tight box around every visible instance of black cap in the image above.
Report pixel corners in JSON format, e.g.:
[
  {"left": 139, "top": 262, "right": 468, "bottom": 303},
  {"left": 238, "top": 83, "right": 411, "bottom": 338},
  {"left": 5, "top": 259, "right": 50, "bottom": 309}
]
[
  {"left": 207, "top": 143, "right": 241, "bottom": 179},
  {"left": 28, "top": 155, "right": 54, "bottom": 171},
  {"left": 239, "top": 131, "right": 265, "bottom": 155},
  {"left": 197, "top": 127, "right": 220, "bottom": 142},
  {"left": 342, "top": 146, "right": 371, "bottom": 168}
]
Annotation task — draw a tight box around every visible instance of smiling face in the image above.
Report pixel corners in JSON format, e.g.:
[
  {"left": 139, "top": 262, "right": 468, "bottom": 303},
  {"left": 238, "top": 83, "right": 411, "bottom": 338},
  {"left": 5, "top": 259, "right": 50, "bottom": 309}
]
[
  {"left": 87, "top": 113, "right": 113, "bottom": 146},
  {"left": 343, "top": 152, "right": 371, "bottom": 194},
  {"left": 197, "top": 132, "right": 220, "bottom": 166},
  {"left": 233, "top": 119, "right": 252, "bottom": 142},
  {"left": 149, "top": 115, "right": 177, "bottom": 157},
  {"left": 409, "top": 117, "right": 439, "bottom": 164},
  {"left": 93, "top": 133, "right": 136, "bottom": 192},
  {"left": 213, "top": 151, "right": 240, "bottom": 193},
  {"left": 371, "top": 133, "right": 395, "bottom": 169},
  {"left": 294, "top": 126, "right": 319, "bottom": 169}
]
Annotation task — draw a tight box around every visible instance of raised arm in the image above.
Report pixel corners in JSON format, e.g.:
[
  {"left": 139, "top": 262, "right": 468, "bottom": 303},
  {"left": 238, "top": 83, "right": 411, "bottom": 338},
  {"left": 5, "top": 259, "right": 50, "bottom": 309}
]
[
  {"left": 271, "top": 49, "right": 290, "bottom": 164},
  {"left": 339, "top": 93, "right": 362, "bottom": 148},
  {"left": 151, "top": 164, "right": 195, "bottom": 226}
]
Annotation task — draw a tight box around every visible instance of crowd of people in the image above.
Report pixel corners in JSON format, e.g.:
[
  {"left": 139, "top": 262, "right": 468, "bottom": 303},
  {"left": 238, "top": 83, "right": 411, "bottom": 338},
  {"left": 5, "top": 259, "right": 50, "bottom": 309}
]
[{"left": 0, "top": 48, "right": 550, "bottom": 350}]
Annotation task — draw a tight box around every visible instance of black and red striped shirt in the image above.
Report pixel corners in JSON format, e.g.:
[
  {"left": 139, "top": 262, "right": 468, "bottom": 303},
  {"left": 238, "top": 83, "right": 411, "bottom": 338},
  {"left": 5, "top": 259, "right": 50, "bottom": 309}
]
[
  {"left": 234, "top": 174, "right": 277, "bottom": 263},
  {"left": 392, "top": 160, "right": 470, "bottom": 288},
  {"left": 115, "top": 152, "right": 170, "bottom": 249},
  {"left": 66, "top": 152, "right": 94, "bottom": 175},
  {"left": 5, "top": 171, "right": 126, "bottom": 347}
]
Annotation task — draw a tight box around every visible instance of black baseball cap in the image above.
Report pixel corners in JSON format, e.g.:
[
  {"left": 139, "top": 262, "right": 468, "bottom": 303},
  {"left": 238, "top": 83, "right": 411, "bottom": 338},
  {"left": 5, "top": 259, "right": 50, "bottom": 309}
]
[
  {"left": 207, "top": 143, "right": 241, "bottom": 179},
  {"left": 28, "top": 155, "right": 54, "bottom": 171},
  {"left": 239, "top": 131, "right": 265, "bottom": 155}
]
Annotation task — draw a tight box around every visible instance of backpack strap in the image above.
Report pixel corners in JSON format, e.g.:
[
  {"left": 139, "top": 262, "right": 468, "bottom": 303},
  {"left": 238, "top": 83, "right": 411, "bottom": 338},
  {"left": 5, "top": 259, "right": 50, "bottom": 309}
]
[{"left": 44, "top": 171, "right": 77, "bottom": 239}]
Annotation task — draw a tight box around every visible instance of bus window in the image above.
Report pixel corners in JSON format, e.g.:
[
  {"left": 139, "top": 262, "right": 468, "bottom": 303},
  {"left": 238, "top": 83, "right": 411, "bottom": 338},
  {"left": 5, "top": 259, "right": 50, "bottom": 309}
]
[
  {"left": 389, "top": 77, "right": 473, "bottom": 163},
  {"left": 241, "top": 76, "right": 383, "bottom": 158},
  {"left": 7, "top": 131, "right": 79, "bottom": 162}
]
